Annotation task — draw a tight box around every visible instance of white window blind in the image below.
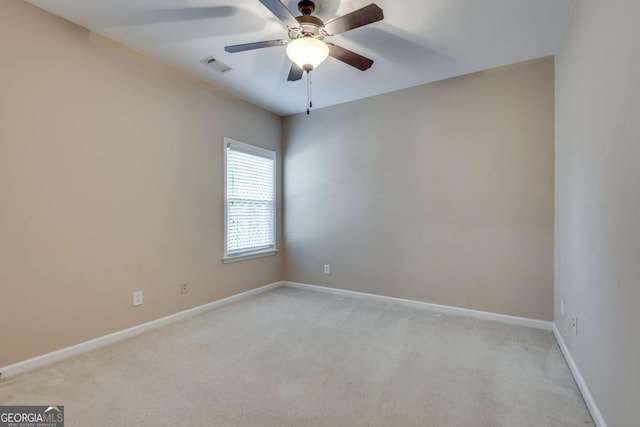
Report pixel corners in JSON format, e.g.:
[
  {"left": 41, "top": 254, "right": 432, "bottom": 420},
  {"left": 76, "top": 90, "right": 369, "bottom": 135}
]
[{"left": 224, "top": 138, "right": 276, "bottom": 260}]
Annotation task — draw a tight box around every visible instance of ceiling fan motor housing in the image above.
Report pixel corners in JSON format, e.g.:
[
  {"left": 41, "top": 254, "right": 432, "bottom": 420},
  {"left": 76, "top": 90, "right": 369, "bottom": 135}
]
[
  {"left": 288, "top": 1, "right": 325, "bottom": 40},
  {"left": 289, "top": 15, "right": 326, "bottom": 40}
]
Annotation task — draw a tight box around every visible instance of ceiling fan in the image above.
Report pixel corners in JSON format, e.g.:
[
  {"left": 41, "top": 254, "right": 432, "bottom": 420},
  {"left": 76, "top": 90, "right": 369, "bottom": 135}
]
[{"left": 224, "top": 0, "right": 384, "bottom": 82}]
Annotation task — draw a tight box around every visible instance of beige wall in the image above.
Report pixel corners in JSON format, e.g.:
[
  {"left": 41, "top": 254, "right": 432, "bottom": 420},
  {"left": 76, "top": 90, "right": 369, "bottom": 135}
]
[
  {"left": 284, "top": 57, "right": 555, "bottom": 321},
  {"left": 0, "top": 1, "right": 282, "bottom": 367},
  {"left": 555, "top": 1, "right": 640, "bottom": 425}
]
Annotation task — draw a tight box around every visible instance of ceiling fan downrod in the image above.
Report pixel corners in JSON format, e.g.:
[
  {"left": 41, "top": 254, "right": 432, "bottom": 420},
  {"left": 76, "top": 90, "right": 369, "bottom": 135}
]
[{"left": 298, "top": 0, "right": 316, "bottom": 16}]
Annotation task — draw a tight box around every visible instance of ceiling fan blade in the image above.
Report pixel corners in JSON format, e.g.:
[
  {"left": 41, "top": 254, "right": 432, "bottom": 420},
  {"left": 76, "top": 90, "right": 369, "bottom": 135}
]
[
  {"left": 258, "top": 0, "right": 300, "bottom": 28},
  {"left": 326, "top": 43, "right": 374, "bottom": 71},
  {"left": 287, "top": 63, "right": 304, "bottom": 81},
  {"left": 225, "top": 39, "right": 288, "bottom": 53},
  {"left": 324, "top": 4, "right": 384, "bottom": 35}
]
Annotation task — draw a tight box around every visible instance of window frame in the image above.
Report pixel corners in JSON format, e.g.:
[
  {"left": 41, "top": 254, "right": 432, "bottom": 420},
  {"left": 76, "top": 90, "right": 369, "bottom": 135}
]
[{"left": 223, "top": 137, "right": 277, "bottom": 263}]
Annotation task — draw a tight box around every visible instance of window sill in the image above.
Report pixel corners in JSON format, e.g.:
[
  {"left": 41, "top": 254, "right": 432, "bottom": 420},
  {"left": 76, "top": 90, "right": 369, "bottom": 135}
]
[{"left": 222, "top": 249, "right": 278, "bottom": 264}]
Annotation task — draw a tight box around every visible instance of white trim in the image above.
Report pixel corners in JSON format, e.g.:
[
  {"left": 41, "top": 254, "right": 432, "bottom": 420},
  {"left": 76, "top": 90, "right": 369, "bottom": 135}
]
[
  {"left": 222, "top": 249, "right": 279, "bottom": 263},
  {"left": 0, "top": 281, "right": 283, "bottom": 380},
  {"left": 284, "top": 282, "right": 553, "bottom": 331},
  {"left": 552, "top": 324, "right": 608, "bottom": 427},
  {"left": 224, "top": 137, "right": 275, "bottom": 159}
]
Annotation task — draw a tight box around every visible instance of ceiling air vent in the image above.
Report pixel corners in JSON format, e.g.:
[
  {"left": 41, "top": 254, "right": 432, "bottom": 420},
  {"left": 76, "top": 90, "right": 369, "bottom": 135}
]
[{"left": 200, "top": 56, "right": 232, "bottom": 74}]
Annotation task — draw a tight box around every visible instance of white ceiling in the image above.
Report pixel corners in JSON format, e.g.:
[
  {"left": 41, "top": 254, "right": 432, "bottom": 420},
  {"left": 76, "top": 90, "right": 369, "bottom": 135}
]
[{"left": 26, "top": 0, "right": 572, "bottom": 116}]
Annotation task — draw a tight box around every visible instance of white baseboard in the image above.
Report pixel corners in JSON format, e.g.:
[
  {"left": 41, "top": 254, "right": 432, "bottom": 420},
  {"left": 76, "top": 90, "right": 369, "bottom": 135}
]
[
  {"left": 552, "top": 324, "right": 607, "bottom": 427},
  {"left": 284, "top": 281, "right": 553, "bottom": 331},
  {"left": 0, "top": 281, "right": 283, "bottom": 380}
]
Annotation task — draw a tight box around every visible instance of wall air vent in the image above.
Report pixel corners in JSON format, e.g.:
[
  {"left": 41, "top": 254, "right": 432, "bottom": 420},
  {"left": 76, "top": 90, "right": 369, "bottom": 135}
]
[{"left": 200, "top": 56, "right": 232, "bottom": 74}]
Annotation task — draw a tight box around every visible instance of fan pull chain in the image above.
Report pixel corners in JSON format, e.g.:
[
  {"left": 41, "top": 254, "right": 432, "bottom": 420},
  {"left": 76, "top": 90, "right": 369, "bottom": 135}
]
[
  {"left": 306, "top": 71, "right": 311, "bottom": 115},
  {"left": 310, "top": 73, "right": 313, "bottom": 109}
]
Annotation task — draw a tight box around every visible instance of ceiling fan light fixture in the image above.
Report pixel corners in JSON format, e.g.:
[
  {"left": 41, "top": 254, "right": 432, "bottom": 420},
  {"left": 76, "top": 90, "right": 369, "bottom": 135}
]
[{"left": 286, "top": 37, "right": 329, "bottom": 71}]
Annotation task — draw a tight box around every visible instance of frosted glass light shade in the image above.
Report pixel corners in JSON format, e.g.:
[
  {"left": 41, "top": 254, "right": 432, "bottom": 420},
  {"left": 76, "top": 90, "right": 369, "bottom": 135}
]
[{"left": 286, "top": 38, "right": 329, "bottom": 70}]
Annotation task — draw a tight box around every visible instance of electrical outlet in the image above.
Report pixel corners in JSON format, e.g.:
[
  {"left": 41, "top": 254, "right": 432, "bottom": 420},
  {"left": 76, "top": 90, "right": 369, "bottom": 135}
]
[
  {"left": 572, "top": 316, "right": 578, "bottom": 335},
  {"left": 133, "top": 290, "right": 143, "bottom": 306},
  {"left": 561, "top": 298, "right": 566, "bottom": 315},
  {"left": 180, "top": 282, "right": 188, "bottom": 294},
  {"left": 324, "top": 264, "right": 330, "bottom": 274}
]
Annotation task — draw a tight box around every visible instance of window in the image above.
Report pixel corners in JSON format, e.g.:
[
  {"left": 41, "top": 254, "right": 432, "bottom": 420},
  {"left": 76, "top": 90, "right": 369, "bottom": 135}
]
[{"left": 223, "top": 138, "right": 277, "bottom": 262}]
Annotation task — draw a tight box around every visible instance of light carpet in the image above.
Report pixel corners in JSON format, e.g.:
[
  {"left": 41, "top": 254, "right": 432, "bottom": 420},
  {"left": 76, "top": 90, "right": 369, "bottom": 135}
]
[{"left": 0, "top": 287, "right": 593, "bottom": 426}]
